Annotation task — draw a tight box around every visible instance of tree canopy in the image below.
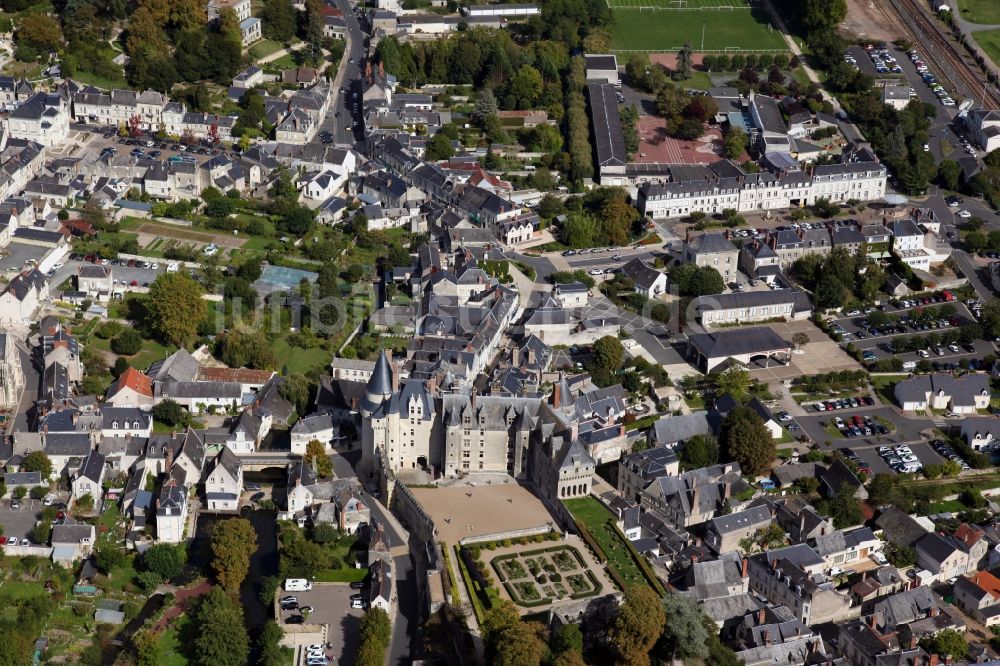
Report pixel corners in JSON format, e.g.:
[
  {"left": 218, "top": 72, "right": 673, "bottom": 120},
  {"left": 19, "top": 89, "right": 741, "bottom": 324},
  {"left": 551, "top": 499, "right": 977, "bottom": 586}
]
[
  {"left": 147, "top": 272, "right": 206, "bottom": 347},
  {"left": 607, "top": 586, "right": 666, "bottom": 666},
  {"left": 21, "top": 451, "right": 52, "bottom": 479},
  {"left": 143, "top": 543, "right": 187, "bottom": 581},
  {"left": 189, "top": 587, "right": 249, "bottom": 666},
  {"left": 655, "top": 593, "right": 710, "bottom": 661},
  {"left": 721, "top": 406, "right": 775, "bottom": 476},
  {"left": 211, "top": 518, "right": 258, "bottom": 592},
  {"left": 679, "top": 434, "right": 719, "bottom": 470}
]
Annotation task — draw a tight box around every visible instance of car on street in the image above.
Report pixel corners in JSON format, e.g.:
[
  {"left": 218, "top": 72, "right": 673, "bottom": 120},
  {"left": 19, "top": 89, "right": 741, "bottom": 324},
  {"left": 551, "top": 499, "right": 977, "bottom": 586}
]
[
  {"left": 958, "top": 210, "right": 972, "bottom": 218},
  {"left": 285, "top": 615, "right": 304, "bottom": 624},
  {"left": 251, "top": 491, "right": 266, "bottom": 503},
  {"left": 350, "top": 580, "right": 367, "bottom": 590}
]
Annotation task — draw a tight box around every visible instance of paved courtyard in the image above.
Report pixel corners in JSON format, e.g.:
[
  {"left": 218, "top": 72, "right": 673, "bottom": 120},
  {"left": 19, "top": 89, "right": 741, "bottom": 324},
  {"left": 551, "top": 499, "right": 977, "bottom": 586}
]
[
  {"left": 748, "top": 321, "right": 861, "bottom": 381},
  {"left": 634, "top": 116, "right": 724, "bottom": 165},
  {"left": 409, "top": 482, "right": 558, "bottom": 544}
]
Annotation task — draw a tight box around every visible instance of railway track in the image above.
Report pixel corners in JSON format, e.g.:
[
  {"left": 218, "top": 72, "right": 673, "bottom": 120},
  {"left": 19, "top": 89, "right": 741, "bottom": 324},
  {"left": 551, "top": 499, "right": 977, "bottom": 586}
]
[{"left": 879, "top": 0, "right": 1000, "bottom": 109}]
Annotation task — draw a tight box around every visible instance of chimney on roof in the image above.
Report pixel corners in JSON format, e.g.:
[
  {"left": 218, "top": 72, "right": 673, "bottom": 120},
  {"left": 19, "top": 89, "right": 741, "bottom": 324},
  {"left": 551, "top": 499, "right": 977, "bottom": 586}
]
[
  {"left": 742, "top": 558, "right": 750, "bottom": 578},
  {"left": 869, "top": 614, "right": 877, "bottom": 631},
  {"left": 929, "top": 654, "right": 938, "bottom": 666},
  {"left": 723, "top": 481, "right": 732, "bottom": 500},
  {"left": 763, "top": 629, "right": 771, "bottom": 646},
  {"left": 757, "top": 607, "right": 765, "bottom": 624}
]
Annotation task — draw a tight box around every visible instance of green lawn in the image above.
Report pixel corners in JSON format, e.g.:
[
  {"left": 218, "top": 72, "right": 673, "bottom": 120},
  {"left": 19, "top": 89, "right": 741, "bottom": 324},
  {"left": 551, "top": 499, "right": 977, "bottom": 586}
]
[
  {"left": 86, "top": 333, "right": 175, "bottom": 373},
  {"left": 870, "top": 374, "right": 906, "bottom": 407},
  {"left": 155, "top": 619, "right": 190, "bottom": 666},
  {"left": 268, "top": 335, "right": 333, "bottom": 375},
  {"left": 249, "top": 39, "right": 285, "bottom": 61},
  {"left": 974, "top": 30, "right": 1000, "bottom": 69},
  {"left": 790, "top": 65, "right": 813, "bottom": 89},
  {"left": 563, "top": 497, "right": 653, "bottom": 592},
  {"left": 929, "top": 500, "right": 967, "bottom": 513},
  {"left": 960, "top": 0, "right": 1000, "bottom": 24},
  {"left": 266, "top": 53, "right": 298, "bottom": 71},
  {"left": 70, "top": 66, "right": 127, "bottom": 90},
  {"left": 681, "top": 69, "right": 727, "bottom": 90},
  {"left": 610, "top": 7, "right": 788, "bottom": 52}
]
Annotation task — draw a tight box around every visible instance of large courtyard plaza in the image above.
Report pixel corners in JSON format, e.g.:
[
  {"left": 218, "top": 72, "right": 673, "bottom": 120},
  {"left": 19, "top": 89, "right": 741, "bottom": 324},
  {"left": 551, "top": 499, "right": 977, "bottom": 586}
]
[{"left": 409, "top": 480, "right": 558, "bottom": 544}]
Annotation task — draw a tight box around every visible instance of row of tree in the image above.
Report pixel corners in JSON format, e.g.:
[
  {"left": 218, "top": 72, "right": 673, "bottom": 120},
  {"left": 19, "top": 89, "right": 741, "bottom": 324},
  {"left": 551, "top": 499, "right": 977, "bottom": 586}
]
[
  {"left": 565, "top": 55, "right": 595, "bottom": 184},
  {"left": 481, "top": 584, "right": 740, "bottom": 666}
]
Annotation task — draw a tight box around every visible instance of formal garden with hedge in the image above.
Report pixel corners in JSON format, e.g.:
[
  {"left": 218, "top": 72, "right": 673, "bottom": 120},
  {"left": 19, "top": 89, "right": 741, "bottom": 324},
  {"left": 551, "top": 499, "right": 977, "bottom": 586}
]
[{"left": 490, "top": 545, "right": 602, "bottom": 608}]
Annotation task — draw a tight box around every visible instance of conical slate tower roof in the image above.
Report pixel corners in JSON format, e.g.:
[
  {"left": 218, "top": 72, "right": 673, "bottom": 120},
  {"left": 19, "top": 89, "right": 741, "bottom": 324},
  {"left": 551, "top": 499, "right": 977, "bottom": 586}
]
[{"left": 368, "top": 349, "right": 393, "bottom": 397}]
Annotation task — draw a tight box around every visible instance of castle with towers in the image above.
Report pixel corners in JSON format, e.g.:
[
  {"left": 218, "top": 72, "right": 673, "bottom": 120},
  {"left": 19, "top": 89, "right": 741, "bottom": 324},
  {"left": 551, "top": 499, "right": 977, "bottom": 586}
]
[{"left": 359, "top": 350, "right": 598, "bottom": 505}]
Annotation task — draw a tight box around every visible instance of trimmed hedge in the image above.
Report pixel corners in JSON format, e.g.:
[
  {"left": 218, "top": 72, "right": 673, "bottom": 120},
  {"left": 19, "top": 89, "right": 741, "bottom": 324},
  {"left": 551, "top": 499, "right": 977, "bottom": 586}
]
[
  {"left": 440, "top": 542, "right": 462, "bottom": 609},
  {"left": 605, "top": 518, "right": 666, "bottom": 597},
  {"left": 454, "top": 545, "right": 487, "bottom": 623},
  {"left": 574, "top": 519, "right": 608, "bottom": 562},
  {"left": 503, "top": 580, "right": 551, "bottom": 608},
  {"left": 568, "top": 570, "right": 603, "bottom": 600}
]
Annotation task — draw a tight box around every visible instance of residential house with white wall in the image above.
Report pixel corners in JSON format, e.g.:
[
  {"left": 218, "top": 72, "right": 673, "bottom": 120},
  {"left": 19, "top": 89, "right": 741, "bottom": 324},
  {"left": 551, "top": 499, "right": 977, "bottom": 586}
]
[{"left": 204, "top": 446, "right": 243, "bottom": 513}]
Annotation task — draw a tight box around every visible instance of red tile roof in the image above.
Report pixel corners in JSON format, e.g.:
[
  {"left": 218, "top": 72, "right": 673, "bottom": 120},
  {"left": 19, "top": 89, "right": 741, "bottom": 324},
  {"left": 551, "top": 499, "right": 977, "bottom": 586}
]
[
  {"left": 110, "top": 367, "right": 153, "bottom": 398},
  {"left": 954, "top": 523, "right": 986, "bottom": 548},
  {"left": 968, "top": 570, "right": 1000, "bottom": 599}
]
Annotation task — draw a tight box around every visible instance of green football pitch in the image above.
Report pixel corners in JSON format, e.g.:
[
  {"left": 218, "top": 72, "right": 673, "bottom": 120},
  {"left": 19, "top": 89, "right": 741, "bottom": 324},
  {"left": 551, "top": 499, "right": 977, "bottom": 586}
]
[{"left": 609, "top": 6, "right": 789, "bottom": 52}]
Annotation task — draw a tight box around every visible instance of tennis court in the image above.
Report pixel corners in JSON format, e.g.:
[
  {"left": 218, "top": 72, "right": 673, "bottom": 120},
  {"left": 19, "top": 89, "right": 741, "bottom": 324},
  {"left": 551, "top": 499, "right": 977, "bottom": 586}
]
[
  {"left": 254, "top": 264, "right": 319, "bottom": 294},
  {"left": 609, "top": 6, "right": 788, "bottom": 52}
]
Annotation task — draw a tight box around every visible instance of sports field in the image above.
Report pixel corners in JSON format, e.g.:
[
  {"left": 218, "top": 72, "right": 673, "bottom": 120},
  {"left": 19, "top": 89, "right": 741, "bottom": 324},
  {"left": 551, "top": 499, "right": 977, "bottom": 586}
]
[
  {"left": 609, "top": 6, "right": 788, "bottom": 52},
  {"left": 974, "top": 29, "right": 1000, "bottom": 71},
  {"left": 958, "top": 0, "right": 1000, "bottom": 25}
]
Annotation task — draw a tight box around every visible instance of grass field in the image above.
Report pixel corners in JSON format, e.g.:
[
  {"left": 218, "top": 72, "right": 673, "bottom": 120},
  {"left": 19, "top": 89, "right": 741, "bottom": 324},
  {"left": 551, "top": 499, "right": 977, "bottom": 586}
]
[
  {"left": 248, "top": 39, "right": 284, "bottom": 61},
  {"left": 960, "top": 0, "right": 1000, "bottom": 24},
  {"left": 609, "top": 7, "right": 787, "bottom": 52},
  {"left": 563, "top": 497, "right": 650, "bottom": 591},
  {"left": 974, "top": 30, "right": 1000, "bottom": 70},
  {"left": 607, "top": 0, "right": 752, "bottom": 7}
]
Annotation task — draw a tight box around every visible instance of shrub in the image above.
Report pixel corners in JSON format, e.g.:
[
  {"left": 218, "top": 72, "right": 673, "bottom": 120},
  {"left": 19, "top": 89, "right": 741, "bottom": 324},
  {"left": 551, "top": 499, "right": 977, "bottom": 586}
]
[
  {"left": 95, "top": 320, "right": 124, "bottom": 339},
  {"left": 111, "top": 329, "right": 143, "bottom": 355}
]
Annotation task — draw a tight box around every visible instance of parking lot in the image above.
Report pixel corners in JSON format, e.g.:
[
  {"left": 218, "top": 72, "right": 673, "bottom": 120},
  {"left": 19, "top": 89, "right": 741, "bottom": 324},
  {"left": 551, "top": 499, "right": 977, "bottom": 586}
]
[
  {"left": 0, "top": 497, "right": 54, "bottom": 544},
  {"left": 279, "top": 583, "right": 365, "bottom": 665},
  {"left": 824, "top": 293, "right": 992, "bottom": 366},
  {"left": 77, "top": 125, "right": 228, "bottom": 168},
  {"left": 50, "top": 257, "right": 172, "bottom": 294},
  {"left": 848, "top": 440, "right": 948, "bottom": 476},
  {"left": 797, "top": 403, "right": 931, "bottom": 447},
  {"left": 0, "top": 241, "right": 54, "bottom": 274}
]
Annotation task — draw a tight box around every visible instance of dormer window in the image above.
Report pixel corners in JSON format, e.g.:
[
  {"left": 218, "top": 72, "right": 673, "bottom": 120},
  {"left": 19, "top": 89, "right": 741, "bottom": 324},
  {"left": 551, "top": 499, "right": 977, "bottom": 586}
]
[{"left": 112, "top": 420, "right": 118, "bottom": 429}]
